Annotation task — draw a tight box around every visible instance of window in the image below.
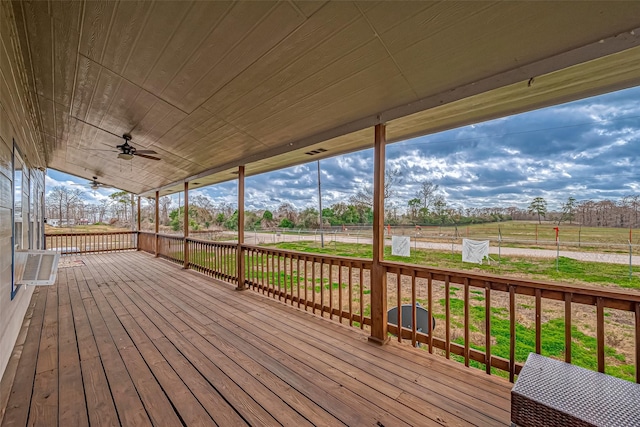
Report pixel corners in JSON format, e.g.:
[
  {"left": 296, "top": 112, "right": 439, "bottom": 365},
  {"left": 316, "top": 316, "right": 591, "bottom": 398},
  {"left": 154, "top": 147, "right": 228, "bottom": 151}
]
[{"left": 12, "top": 143, "right": 27, "bottom": 299}]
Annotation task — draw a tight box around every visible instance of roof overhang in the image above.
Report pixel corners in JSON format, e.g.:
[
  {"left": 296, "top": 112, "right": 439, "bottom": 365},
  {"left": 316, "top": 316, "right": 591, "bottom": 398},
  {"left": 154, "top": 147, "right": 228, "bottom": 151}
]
[{"left": 10, "top": 1, "right": 640, "bottom": 196}]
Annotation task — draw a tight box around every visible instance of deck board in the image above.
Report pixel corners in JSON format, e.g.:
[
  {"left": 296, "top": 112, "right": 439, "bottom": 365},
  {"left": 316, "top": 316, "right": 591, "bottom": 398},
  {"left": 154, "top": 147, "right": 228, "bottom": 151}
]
[{"left": 1, "top": 252, "right": 512, "bottom": 426}]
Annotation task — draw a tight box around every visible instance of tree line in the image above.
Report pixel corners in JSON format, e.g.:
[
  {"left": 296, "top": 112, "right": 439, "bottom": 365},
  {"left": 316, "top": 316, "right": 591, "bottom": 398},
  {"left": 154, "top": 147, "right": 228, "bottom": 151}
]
[{"left": 46, "top": 184, "right": 640, "bottom": 231}]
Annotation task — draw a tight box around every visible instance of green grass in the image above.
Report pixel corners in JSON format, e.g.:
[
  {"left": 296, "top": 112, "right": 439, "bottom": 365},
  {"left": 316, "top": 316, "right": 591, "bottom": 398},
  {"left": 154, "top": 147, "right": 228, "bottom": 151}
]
[
  {"left": 266, "top": 241, "right": 640, "bottom": 289},
  {"left": 442, "top": 298, "right": 634, "bottom": 381},
  {"left": 430, "top": 221, "right": 640, "bottom": 247}
]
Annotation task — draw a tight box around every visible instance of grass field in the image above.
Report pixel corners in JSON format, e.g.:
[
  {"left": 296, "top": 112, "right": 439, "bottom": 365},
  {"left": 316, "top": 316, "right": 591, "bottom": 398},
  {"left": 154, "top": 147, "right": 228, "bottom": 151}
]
[
  {"left": 388, "top": 221, "right": 640, "bottom": 253},
  {"left": 271, "top": 241, "right": 640, "bottom": 289},
  {"left": 396, "top": 220, "right": 636, "bottom": 242}
]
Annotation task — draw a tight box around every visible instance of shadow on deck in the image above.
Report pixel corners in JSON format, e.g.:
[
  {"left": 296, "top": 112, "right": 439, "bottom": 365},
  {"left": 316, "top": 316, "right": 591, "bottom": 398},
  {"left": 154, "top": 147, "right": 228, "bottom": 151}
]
[{"left": 1, "top": 252, "right": 511, "bottom": 426}]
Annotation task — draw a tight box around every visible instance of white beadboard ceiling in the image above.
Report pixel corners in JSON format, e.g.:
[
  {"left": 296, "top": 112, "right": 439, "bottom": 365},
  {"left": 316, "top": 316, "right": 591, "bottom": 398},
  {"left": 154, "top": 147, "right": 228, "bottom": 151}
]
[{"left": 10, "top": 1, "right": 640, "bottom": 196}]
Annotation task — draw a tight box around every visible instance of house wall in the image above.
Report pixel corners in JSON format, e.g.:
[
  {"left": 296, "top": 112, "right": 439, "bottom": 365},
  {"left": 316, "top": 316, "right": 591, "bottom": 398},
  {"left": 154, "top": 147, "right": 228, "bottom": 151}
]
[{"left": 0, "top": 3, "right": 47, "bottom": 380}]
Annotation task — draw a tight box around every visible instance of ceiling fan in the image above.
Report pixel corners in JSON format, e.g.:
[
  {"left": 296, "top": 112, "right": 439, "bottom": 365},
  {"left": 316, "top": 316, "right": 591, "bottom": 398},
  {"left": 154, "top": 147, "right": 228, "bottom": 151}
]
[
  {"left": 73, "top": 176, "right": 113, "bottom": 191},
  {"left": 115, "top": 134, "right": 161, "bottom": 161},
  {"left": 70, "top": 117, "right": 162, "bottom": 161}
]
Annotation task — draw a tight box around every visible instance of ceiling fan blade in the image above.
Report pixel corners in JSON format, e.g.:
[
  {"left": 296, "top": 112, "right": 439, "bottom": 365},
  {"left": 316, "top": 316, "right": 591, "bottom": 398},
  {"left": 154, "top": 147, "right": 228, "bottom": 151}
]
[
  {"left": 135, "top": 153, "right": 161, "bottom": 161},
  {"left": 135, "top": 149, "right": 158, "bottom": 155},
  {"left": 82, "top": 148, "right": 118, "bottom": 152}
]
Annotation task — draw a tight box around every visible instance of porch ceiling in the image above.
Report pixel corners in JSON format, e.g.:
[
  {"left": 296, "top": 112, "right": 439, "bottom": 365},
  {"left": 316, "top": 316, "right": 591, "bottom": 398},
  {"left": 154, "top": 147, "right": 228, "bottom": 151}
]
[{"left": 11, "top": 1, "right": 640, "bottom": 196}]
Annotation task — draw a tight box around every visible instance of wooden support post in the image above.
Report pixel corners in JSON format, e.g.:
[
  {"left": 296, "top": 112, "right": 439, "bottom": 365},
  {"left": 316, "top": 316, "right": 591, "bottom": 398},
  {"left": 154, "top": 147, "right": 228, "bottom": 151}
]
[
  {"left": 368, "top": 124, "right": 389, "bottom": 345},
  {"left": 184, "top": 182, "right": 189, "bottom": 269},
  {"left": 155, "top": 191, "right": 159, "bottom": 257},
  {"left": 237, "top": 166, "right": 246, "bottom": 290},
  {"left": 137, "top": 196, "right": 141, "bottom": 251},
  {"left": 137, "top": 196, "right": 141, "bottom": 231}
]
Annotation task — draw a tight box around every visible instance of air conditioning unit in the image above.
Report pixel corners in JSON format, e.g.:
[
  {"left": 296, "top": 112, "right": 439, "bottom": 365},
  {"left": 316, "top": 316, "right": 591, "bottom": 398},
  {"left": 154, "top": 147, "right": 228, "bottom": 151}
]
[{"left": 14, "top": 250, "right": 60, "bottom": 286}]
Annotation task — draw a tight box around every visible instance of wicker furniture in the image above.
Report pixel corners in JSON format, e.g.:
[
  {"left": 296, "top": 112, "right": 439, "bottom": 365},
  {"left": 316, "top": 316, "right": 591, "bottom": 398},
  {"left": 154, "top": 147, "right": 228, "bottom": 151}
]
[{"left": 511, "top": 353, "right": 640, "bottom": 427}]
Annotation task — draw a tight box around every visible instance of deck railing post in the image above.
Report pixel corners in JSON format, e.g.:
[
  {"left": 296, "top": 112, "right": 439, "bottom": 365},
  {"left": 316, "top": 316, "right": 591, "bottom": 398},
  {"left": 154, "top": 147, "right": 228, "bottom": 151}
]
[
  {"left": 369, "top": 123, "right": 389, "bottom": 345},
  {"left": 184, "top": 182, "right": 189, "bottom": 269},
  {"left": 237, "top": 165, "right": 246, "bottom": 290},
  {"left": 155, "top": 190, "right": 159, "bottom": 257}
]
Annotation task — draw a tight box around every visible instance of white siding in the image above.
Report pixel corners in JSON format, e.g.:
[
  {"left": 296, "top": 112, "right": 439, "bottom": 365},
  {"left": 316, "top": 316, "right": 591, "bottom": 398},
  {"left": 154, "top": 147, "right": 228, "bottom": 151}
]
[{"left": 0, "top": 2, "right": 46, "bottom": 380}]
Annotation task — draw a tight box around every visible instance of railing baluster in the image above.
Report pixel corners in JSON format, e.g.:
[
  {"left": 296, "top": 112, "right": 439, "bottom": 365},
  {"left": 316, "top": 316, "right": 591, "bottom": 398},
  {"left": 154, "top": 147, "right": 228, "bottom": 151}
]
[
  {"left": 428, "top": 272, "right": 433, "bottom": 353},
  {"left": 397, "top": 272, "right": 401, "bottom": 343},
  {"left": 277, "top": 252, "right": 281, "bottom": 298},
  {"left": 485, "top": 281, "right": 491, "bottom": 374},
  {"left": 359, "top": 265, "right": 364, "bottom": 329},
  {"left": 320, "top": 259, "right": 325, "bottom": 317},
  {"left": 338, "top": 262, "right": 343, "bottom": 323},
  {"left": 509, "top": 285, "right": 516, "bottom": 383},
  {"left": 445, "top": 275, "right": 450, "bottom": 359},
  {"left": 348, "top": 263, "right": 353, "bottom": 327},
  {"left": 261, "top": 251, "right": 265, "bottom": 295},
  {"left": 329, "top": 260, "right": 333, "bottom": 320},
  {"left": 304, "top": 258, "right": 308, "bottom": 311},
  {"left": 248, "top": 248, "right": 252, "bottom": 288},
  {"left": 272, "top": 251, "right": 277, "bottom": 297},
  {"left": 597, "top": 297, "right": 605, "bottom": 373},
  {"left": 289, "top": 254, "right": 293, "bottom": 306},
  {"left": 312, "top": 258, "right": 316, "bottom": 315},
  {"left": 411, "top": 272, "right": 416, "bottom": 347},
  {"left": 565, "top": 292, "right": 572, "bottom": 363},
  {"left": 275, "top": 252, "right": 280, "bottom": 299},
  {"left": 296, "top": 256, "right": 300, "bottom": 307},
  {"left": 535, "top": 288, "right": 542, "bottom": 354},
  {"left": 635, "top": 302, "right": 640, "bottom": 384},
  {"left": 464, "top": 277, "right": 470, "bottom": 367},
  {"left": 270, "top": 252, "right": 274, "bottom": 297},
  {"left": 253, "top": 248, "right": 257, "bottom": 288}
]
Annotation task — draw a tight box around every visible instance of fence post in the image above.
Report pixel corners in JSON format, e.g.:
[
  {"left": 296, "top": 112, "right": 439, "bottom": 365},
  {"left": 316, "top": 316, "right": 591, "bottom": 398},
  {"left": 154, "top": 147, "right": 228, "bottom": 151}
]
[{"left": 578, "top": 227, "right": 581, "bottom": 247}]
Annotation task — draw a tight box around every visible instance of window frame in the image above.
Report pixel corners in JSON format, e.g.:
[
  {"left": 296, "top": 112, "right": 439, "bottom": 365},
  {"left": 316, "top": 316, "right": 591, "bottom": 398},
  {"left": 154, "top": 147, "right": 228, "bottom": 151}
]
[{"left": 11, "top": 141, "right": 25, "bottom": 300}]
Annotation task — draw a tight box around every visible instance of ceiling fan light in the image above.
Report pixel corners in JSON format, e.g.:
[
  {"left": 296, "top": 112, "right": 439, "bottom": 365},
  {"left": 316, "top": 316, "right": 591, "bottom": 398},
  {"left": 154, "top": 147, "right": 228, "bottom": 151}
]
[
  {"left": 91, "top": 184, "right": 98, "bottom": 190},
  {"left": 118, "top": 152, "right": 134, "bottom": 160}
]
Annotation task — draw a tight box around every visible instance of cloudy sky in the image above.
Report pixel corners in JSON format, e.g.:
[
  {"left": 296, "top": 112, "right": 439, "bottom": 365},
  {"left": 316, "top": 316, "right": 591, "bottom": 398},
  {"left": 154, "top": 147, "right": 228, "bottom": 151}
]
[{"left": 47, "top": 85, "right": 640, "bottom": 212}]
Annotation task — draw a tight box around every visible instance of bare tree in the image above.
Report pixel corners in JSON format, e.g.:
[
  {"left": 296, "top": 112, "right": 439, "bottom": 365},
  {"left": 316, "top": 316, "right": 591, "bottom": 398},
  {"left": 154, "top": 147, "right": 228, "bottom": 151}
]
[
  {"left": 159, "top": 196, "right": 172, "bottom": 225},
  {"left": 349, "top": 168, "right": 402, "bottom": 208},
  {"left": 46, "top": 186, "right": 84, "bottom": 225},
  {"left": 417, "top": 180, "right": 439, "bottom": 211}
]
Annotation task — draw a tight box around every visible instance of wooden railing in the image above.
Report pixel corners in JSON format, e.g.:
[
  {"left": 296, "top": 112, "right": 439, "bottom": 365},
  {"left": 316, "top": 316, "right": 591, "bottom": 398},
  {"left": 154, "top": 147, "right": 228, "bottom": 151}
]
[
  {"left": 186, "top": 238, "right": 237, "bottom": 284},
  {"left": 45, "top": 231, "right": 137, "bottom": 254},
  {"left": 156, "top": 234, "right": 184, "bottom": 265},
  {"left": 242, "top": 245, "right": 373, "bottom": 327},
  {"left": 382, "top": 261, "right": 640, "bottom": 383},
  {"left": 138, "top": 231, "right": 156, "bottom": 254}
]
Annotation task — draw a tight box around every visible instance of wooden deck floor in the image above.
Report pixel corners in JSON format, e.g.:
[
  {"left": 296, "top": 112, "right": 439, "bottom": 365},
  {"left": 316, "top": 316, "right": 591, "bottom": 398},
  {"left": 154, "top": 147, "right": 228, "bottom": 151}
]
[{"left": 1, "top": 252, "right": 512, "bottom": 426}]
